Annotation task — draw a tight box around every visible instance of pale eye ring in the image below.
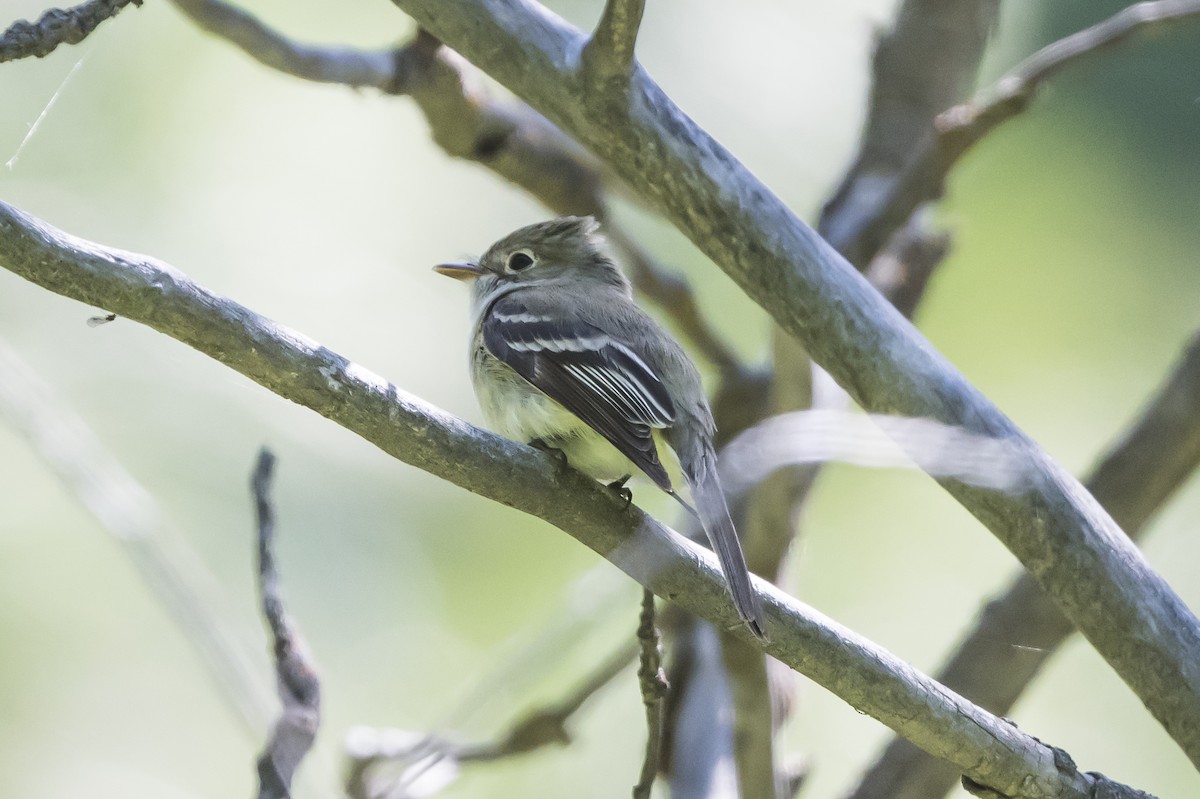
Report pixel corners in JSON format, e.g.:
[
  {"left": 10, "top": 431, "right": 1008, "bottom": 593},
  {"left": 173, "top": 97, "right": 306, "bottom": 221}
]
[{"left": 507, "top": 250, "right": 535, "bottom": 272}]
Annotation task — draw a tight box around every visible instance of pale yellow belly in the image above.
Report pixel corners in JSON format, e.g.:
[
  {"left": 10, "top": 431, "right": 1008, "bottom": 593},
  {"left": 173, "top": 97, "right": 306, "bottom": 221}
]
[{"left": 472, "top": 346, "right": 680, "bottom": 485}]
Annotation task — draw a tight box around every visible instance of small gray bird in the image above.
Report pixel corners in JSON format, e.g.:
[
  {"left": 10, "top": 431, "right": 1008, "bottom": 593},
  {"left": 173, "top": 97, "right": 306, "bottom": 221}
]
[{"left": 435, "top": 216, "right": 765, "bottom": 638}]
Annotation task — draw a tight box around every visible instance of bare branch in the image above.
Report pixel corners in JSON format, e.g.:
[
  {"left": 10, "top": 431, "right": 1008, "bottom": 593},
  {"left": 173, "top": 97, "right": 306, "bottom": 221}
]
[
  {"left": 819, "top": 0, "right": 998, "bottom": 267},
  {"left": 0, "top": 0, "right": 141, "bottom": 63},
  {"left": 633, "top": 589, "right": 667, "bottom": 799},
  {"left": 385, "top": 0, "right": 1200, "bottom": 765},
  {"left": 168, "top": 0, "right": 401, "bottom": 89},
  {"left": 167, "top": 3, "right": 742, "bottom": 372},
  {"left": 938, "top": 0, "right": 1200, "bottom": 164},
  {"left": 0, "top": 200, "right": 1142, "bottom": 799},
  {"left": 0, "top": 339, "right": 273, "bottom": 733},
  {"left": 345, "top": 642, "right": 638, "bottom": 796},
  {"left": 252, "top": 450, "right": 321, "bottom": 799},
  {"left": 582, "top": 0, "right": 646, "bottom": 80},
  {"left": 847, "top": 329, "right": 1200, "bottom": 799},
  {"left": 824, "top": 0, "right": 1200, "bottom": 270}
]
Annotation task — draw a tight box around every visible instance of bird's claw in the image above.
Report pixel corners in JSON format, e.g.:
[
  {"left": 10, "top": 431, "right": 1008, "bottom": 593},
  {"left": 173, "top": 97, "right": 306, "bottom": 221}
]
[
  {"left": 607, "top": 475, "right": 634, "bottom": 509},
  {"left": 529, "top": 438, "right": 570, "bottom": 475}
]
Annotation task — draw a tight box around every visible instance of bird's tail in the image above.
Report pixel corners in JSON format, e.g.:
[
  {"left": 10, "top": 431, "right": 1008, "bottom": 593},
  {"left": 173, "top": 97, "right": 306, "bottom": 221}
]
[{"left": 683, "top": 460, "right": 766, "bottom": 639}]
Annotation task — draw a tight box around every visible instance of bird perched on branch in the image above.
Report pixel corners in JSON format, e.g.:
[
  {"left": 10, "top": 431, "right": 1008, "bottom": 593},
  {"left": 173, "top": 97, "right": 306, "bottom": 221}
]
[{"left": 435, "top": 216, "right": 765, "bottom": 639}]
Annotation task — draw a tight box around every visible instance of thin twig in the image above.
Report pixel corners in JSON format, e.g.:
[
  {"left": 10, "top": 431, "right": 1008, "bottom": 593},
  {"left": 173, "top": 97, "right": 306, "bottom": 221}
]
[
  {"left": 846, "top": 329, "right": 1200, "bottom": 799},
  {"left": 0, "top": 339, "right": 273, "bottom": 734},
  {"left": 582, "top": 0, "right": 646, "bottom": 80},
  {"left": 825, "top": 0, "right": 1200, "bottom": 270},
  {"left": 937, "top": 0, "right": 1200, "bottom": 164},
  {"left": 345, "top": 642, "right": 638, "bottom": 797},
  {"left": 0, "top": 0, "right": 141, "bottom": 62},
  {"left": 169, "top": 0, "right": 400, "bottom": 89},
  {"left": 252, "top": 449, "right": 321, "bottom": 799},
  {"left": 633, "top": 589, "right": 668, "bottom": 799}
]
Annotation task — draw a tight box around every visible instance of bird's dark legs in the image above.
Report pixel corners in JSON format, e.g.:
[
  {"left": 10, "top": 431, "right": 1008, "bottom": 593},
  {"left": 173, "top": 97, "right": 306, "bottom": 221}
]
[
  {"left": 528, "top": 438, "right": 570, "bottom": 475},
  {"left": 608, "top": 474, "right": 634, "bottom": 508}
]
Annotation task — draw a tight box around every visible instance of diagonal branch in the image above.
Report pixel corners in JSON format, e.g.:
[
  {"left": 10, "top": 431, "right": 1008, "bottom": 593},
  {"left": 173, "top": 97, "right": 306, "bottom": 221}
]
[
  {"left": 582, "top": 0, "right": 646, "bottom": 80},
  {"left": 846, "top": 329, "right": 1200, "bottom": 799},
  {"left": 0, "top": 199, "right": 1148, "bottom": 799},
  {"left": 345, "top": 640, "right": 638, "bottom": 797},
  {"left": 937, "top": 0, "right": 1200, "bottom": 165},
  {"left": 385, "top": 0, "right": 1200, "bottom": 766},
  {"left": 823, "top": 0, "right": 1200, "bottom": 270},
  {"left": 820, "top": 0, "right": 998, "bottom": 267},
  {"left": 0, "top": 0, "right": 141, "bottom": 63},
  {"left": 168, "top": 0, "right": 401, "bottom": 89}
]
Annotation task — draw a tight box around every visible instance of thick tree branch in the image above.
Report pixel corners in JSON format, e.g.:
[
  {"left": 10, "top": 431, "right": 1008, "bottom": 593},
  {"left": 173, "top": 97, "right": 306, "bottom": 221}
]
[
  {"left": 252, "top": 450, "right": 321, "bottom": 799},
  {"left": 0, "top": 0, "right": 140, "bottom": 62},
  {"left": 847, "top": 329, "right": 1200, "bottom": 799},
  {"left": 714, "top": 5, "right": 993, "bottom": 794},
  {"left": 384, "top": 0, "right": 1200, "bottom": 765},
  {"left": 0, "top": 201, "right": 1147, "bottom": 799},
  {"left": 937, "top": 0, "right": 1200, "bottom": 165}
]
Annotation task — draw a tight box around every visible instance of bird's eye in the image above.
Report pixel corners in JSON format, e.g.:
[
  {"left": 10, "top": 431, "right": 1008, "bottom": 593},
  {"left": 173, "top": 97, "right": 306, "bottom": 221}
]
[{"left": 507, "top": 251, "right": 535, "bottom": 272}]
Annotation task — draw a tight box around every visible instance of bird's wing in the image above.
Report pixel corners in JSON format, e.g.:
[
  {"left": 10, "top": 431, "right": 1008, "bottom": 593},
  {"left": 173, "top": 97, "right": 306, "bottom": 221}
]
[{"left": 482, "top": 292, "right": 676, "bottom": 489}]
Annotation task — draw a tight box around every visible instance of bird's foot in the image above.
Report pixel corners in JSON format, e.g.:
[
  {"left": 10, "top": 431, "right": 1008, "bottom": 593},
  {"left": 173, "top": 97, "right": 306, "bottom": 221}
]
[
  {"left": 529, "top": 438, "right": 570, "bottom": 475},
  {"left": 607, "top": 475, "right": 634, "bottom": 509}
]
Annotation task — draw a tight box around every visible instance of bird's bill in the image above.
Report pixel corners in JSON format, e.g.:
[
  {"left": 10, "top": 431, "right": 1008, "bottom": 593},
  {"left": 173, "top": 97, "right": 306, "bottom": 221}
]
[{"left": 433, "top": 262, "right": 484, "bottom": 281}]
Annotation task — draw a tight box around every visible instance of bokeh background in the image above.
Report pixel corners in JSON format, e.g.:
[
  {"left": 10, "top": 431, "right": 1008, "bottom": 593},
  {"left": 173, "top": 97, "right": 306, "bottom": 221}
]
[{"left": 2, "top": 1, "right": 1198, "bottom": 797}]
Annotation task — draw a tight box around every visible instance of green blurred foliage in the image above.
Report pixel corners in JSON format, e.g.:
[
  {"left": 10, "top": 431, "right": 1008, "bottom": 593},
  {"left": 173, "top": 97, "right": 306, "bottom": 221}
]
[{"left": 0, "top": 1, "right": 1197, "bottom": 798}]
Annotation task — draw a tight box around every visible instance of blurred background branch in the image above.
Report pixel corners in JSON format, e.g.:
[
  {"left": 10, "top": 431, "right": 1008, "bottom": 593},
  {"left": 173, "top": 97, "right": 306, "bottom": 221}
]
[
  {"left": 0, "top": 339, "right": 273, "bottom": 733},
  {"left": 345, "top": 641, "right": 636, "bottom": 798},
  {"left": 0, "top": 0, "right": 140, "bottom": 62},
  {"left": 251, "top": 449, "right": 322, "bottom": 799}
]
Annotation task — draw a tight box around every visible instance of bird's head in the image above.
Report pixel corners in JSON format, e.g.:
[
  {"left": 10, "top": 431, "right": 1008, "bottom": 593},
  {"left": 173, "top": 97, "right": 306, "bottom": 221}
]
[{"left": 434, "top": 216, "right": 630, "bottom": 297}]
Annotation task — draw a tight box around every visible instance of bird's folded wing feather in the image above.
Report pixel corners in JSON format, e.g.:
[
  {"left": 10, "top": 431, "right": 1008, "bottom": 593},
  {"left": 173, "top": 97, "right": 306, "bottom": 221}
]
[{"left": 482, "top": 293, "right": 676, "bottom": 489}]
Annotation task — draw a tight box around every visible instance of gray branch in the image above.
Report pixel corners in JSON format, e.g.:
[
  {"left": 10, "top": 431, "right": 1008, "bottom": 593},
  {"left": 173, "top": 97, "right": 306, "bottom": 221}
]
[
  {"left": 938, "top": 0, "right": 1200, "bottom": 166},
  {"left": 633, "top": 589, "right": 667, "bottom": 799},
  {"left": 252, "top": 450, "right": 321, "bottom": 799},
  {"left": 846, "top": 329, "right": 1200, "bottom": 799},
  {"left": 819, "top": 0, "right": 998, "bottom": 267},
  {"left": 345, "top": 641, "right": 637, "bottom": 797},
  {"left": 0, "top": 200, "right": 1147, "bottom": 799},
  {"left": 385, "top": 0, "right": 1200, "bottom": 765},
  {"left": 168, "top": 0, "right": 400, "bottom": 89},
  {"left": 0, "top": 0, "right": 141, "bottom": 63}
]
